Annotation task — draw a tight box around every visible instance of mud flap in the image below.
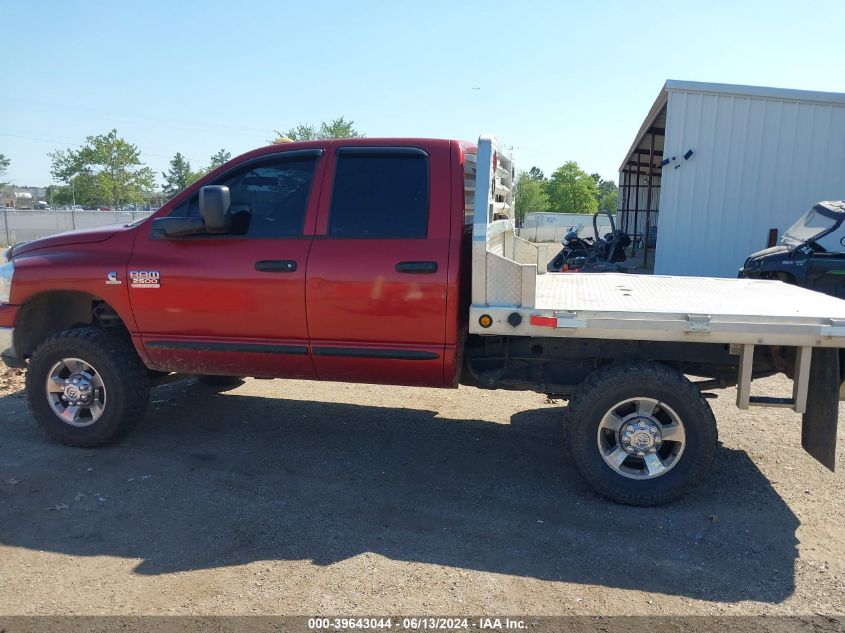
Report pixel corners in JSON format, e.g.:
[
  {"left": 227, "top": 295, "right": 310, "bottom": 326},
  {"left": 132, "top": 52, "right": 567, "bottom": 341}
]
[{"left": 801, "top": 347, "right": 839, "bottom": 471}]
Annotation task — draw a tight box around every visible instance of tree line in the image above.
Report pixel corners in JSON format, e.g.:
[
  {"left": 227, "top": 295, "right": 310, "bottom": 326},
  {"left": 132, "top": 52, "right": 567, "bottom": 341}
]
[
  {"left": 3, "top": 117, "right": 616, "bottom": 216},
  {"left": 45, "top": 131, "right": 234, "bottom": 208},
  {"left": 0, "top": 153, "right": 10, "bottom": 190},
  {"left": 161, "top": 117, "right": 365, "bottom": 200},
  {"left": 16, "top": 117, "right": 364, "bottom": 209},
  {"left": 514, "top": 163, "right": 618, "bottom": 224}
]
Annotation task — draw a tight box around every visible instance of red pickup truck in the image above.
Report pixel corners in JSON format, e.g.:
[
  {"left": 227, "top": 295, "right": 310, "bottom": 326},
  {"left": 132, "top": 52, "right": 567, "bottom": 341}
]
[{"left": 1, "top": 135, "right": 843, "bottom": 506}]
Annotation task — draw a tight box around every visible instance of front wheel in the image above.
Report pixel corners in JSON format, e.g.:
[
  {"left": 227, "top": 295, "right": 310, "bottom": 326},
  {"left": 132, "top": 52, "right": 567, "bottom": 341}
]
[
  {"left": 26, "top": 327, "right": 150, "bottom": 447},
  {"left": 566, "top": 362, "right": 718, "bottom": 506}
]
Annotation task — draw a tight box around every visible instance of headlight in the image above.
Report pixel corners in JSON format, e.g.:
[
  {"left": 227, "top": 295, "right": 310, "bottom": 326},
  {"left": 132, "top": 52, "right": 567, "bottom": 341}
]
[
  {"left": 743, "top": 257, "right": 762, "bottom": 272},
  {"left": 0, "top": 259, "right": 13, "bottom": 304}
]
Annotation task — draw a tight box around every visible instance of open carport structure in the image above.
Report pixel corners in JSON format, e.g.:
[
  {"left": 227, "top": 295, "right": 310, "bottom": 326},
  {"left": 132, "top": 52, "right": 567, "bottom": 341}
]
[{"left": 619, "top": 80, "right": 845, "bottom": 277}]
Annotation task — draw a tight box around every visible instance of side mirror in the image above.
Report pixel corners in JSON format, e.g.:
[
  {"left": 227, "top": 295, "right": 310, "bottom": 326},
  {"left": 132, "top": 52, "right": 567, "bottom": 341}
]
[
  {"left": 151, "top": 216, "right": 205, "bottom": 238},
  {"left": 199, "top": 185, "right": 231, "bottom": 233}
]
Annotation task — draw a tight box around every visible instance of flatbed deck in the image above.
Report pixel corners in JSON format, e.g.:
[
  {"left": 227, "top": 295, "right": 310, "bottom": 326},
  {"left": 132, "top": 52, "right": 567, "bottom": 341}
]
[
  {"left": 527, "top": 272, "right": 845, "bottom": 347},
  {"left": 471, "top": 271, "right": 845, "bottom": 348}
]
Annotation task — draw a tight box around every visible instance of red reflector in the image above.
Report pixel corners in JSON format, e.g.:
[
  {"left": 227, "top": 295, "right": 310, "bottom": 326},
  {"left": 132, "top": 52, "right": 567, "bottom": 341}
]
[{"left": 530, "top": 315, "right": 557, "bottom": 328}]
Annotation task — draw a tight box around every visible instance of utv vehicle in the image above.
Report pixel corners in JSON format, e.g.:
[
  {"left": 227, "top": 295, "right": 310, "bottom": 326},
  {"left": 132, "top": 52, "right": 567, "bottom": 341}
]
[{"left": 739, "top": 200, "right": 845, "bottom": 298}]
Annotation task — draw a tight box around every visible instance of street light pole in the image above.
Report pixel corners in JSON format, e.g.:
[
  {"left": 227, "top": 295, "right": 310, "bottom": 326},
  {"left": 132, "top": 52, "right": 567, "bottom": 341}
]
[{"left": 71, "top": 180, "right": 77, "bottom": 230}]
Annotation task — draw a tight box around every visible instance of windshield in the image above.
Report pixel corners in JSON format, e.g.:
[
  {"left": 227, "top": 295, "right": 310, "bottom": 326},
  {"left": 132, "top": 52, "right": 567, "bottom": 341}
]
[
  {"left": 782, "top": 207, "right": 839, "bottom": 246},
  {"left": 563, "top": 223, "right": 584, "bottom": 243}
]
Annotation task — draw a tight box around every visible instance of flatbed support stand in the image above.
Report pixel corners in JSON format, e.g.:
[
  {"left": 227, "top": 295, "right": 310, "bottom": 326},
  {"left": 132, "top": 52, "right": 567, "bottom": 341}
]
[{"left": 736, "top": 344, "right": 813, "bottom": 413}]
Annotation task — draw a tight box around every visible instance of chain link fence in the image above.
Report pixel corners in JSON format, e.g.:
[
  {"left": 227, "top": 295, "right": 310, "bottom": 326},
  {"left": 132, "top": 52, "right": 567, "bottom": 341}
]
[{"left": 0, "top": 208, "right": 154, "bottom": 246}]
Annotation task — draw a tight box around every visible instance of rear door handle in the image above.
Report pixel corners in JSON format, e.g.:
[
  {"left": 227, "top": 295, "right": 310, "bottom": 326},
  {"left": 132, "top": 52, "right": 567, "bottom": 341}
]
[
  {"left": 255, "top": 260, "right": 297, "bottom": 273},
  {"left": 395, "top": 261, "right": 438, "bottom": 274}
]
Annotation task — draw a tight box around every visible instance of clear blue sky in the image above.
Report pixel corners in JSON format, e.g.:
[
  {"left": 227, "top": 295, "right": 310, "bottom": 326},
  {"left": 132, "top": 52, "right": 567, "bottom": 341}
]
[{"left": 2, "top": 0, "right": 844, "bottom": 188}]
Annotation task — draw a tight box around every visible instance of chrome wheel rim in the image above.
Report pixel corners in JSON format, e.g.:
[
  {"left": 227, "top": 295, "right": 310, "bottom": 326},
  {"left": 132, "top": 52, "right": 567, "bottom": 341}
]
[
  {"left": 596, "top": 397, "right": 686, "bottom": 480},
  {"left": 45, "top": 357, "right": 106, "bottom": 427}
]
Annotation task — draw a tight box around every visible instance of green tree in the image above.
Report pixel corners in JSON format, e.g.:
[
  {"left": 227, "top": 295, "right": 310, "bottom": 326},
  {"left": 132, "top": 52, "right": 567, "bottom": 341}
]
[
  {"left": 192, "top": 149, "right": 234, "bottom": 179},
  {"left": 590, "top": 173, "right": 619, "bottom": 212},
  {"left": 547, "top": 161, "right": 598, "bottom": 213},
  {"left": 272, "top": 116, "right": 363, "bottom": 143},
  {"left": 527, "top": 166, "right": 545, "bottom": 181},
  {"left": 275, "top": 123, "right": 318, "bottom": 142},
  {"left": 318, "top": 116, "right": 362, "bottom": 139},
  {"left": 0, "top": 153, "right": 9, "bottom": 189},
  {"left": 207, "top": 148, "right": 231, "bottom": 171},
  {"left": 45, "top": 184, "right": 73, "bottom": 206},
  {"left": 49, "top": 129, "right": 155, "bottom": 209},
  {"left": 162, "top": 152, "right": 197, "bottom": 198},
  {"left": 514, "top": 169, "right": 550, "bottom": 224},
  {"left": 599, "top": 187, "right": 618, "bottom": 213}
]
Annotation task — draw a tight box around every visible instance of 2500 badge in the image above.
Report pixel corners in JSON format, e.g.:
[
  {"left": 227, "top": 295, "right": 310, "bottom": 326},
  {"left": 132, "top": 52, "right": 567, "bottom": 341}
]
[{"left": 130, "top": 271, "right": 161, "bottom": 289}]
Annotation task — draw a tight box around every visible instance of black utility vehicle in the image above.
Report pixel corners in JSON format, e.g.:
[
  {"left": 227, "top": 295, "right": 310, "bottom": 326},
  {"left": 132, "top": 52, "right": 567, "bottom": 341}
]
[
  {"left": 739, "top": 200, "right": 845, "bottom": 298},
  {"left": 546, "top": 210, "right": 632, "bottom": 273}
]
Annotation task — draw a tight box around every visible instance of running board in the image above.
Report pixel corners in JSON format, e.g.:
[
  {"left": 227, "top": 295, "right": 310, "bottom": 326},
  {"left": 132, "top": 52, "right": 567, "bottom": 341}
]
[{"left": 736, "top": 344, "right": 812, "bottom": 413}]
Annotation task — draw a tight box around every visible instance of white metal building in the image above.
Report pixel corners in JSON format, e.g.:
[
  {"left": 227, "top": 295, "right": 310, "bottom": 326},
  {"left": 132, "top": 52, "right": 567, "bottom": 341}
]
[{"left": 619, "top": 80, "right": 845, "bottom": 277}]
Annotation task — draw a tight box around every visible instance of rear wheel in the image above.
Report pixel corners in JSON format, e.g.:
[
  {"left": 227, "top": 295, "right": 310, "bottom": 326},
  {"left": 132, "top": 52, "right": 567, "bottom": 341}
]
[
  {"left": 566, "top": 362, "right": 717, "bottom": 506},
  {"left": 26, "top": 327, "right": 150, "bottom": 447}
]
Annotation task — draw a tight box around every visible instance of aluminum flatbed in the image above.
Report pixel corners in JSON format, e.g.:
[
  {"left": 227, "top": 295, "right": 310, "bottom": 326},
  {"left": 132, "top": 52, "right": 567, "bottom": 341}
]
[
  {"left": 501, "top": 272, "right": 845, "bottom": 348},
  {"left": 467, "top": 135, "right": 845, "bottom": 417}
]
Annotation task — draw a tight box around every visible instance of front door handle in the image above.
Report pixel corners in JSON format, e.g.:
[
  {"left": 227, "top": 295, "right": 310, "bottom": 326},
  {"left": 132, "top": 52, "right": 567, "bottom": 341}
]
[
  {"left": 395, "top": 261, "right": 438, "bottom": 274},
  {"left": 255, "top": 260, "right": 297, "bottom": 273}
]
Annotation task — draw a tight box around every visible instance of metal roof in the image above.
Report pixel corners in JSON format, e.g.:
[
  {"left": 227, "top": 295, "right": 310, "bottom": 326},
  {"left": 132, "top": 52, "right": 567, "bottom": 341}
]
[
  {"left": 619, "top": 80, "right": 845, "bottom": 172},
  {"left": 663, "top": 79, "right": 845, "bottom": 106}
]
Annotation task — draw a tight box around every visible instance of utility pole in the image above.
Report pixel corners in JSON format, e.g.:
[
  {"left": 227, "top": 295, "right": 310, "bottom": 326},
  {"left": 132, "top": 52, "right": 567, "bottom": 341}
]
[{"left": 71, "top": 179, "right": 77, "bottom": 229}]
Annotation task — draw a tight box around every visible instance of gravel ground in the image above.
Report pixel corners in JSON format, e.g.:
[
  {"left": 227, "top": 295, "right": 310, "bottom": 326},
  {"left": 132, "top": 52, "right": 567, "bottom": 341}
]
[
  {"left": 0, "top": 367, "right": 842, "bottom": 616},
  {"left": 0, "top": 366, "right": 23, "bottom": 397}
]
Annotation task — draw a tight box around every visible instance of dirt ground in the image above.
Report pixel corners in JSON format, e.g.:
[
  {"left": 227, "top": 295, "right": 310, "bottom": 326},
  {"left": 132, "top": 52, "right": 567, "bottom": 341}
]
[
  {"left": 0, "top": 366, "right": 23, "bottom": 397},
  {"left": 0, "top": 366, "right": 843, "bottom": 616}
]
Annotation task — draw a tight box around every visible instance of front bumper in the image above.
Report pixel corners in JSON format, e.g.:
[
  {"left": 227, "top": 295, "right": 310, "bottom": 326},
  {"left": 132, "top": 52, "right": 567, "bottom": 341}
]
[{"left": 0, "top": 326, "right": 21, "bottom": 368}]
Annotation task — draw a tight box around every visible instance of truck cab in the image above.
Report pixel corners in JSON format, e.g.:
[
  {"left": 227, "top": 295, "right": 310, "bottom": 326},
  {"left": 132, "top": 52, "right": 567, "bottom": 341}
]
[{"left": 1, "top": 138, "right": 472, "bottom": 387}]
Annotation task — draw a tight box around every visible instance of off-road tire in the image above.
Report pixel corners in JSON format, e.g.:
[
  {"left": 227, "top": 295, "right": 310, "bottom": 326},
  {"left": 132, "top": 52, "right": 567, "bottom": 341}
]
[
  {"left": 566, "top": 362, "right": 718, "bottom": 506},
  {"left": 26, "top": 327, "right": 150, "bottom": 447},
  {"left": 196, "top": 375, "right": 245, "bottom": 389}
]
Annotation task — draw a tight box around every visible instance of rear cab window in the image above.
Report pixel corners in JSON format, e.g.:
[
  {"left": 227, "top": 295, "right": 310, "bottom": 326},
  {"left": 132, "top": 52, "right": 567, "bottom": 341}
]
[{"left": 328, "top": 147, "right": 429, "bottom": 238}]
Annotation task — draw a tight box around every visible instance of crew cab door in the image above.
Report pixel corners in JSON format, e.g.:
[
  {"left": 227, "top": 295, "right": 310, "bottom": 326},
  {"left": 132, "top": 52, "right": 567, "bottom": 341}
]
[
  {"left": 127, "top": 147, "right": 326, "bottom": 377},
  {"left": 305, "top": 141, "right": 452, "bottom": 386}
]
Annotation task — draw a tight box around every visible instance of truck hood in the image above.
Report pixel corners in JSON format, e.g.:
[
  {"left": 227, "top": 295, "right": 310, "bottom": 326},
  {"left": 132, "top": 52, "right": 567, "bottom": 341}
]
[
  {"left": 8, "top": 224, "right": 129, "bottom": 258},
  {"left": 747, "top": 245, "right": 789, "bottom": 259}
]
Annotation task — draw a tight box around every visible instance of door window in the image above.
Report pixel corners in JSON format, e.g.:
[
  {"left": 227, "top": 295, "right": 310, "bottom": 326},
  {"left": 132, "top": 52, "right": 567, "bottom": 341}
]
[
  {"left": 328, "top": 150, "right": 429, "bottom": 238},
  {"left": 171, "top": 156, "right": 317, "bottom": 238}
]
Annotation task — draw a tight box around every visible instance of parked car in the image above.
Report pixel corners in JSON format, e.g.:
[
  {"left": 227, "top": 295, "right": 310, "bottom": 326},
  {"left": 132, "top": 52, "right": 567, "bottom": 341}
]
[
  {"left": 739, "top": 200, "right": 845, "bottom": 298},
  {"left": 1, "top": 136, "right": 844, "bottom": 507}
]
